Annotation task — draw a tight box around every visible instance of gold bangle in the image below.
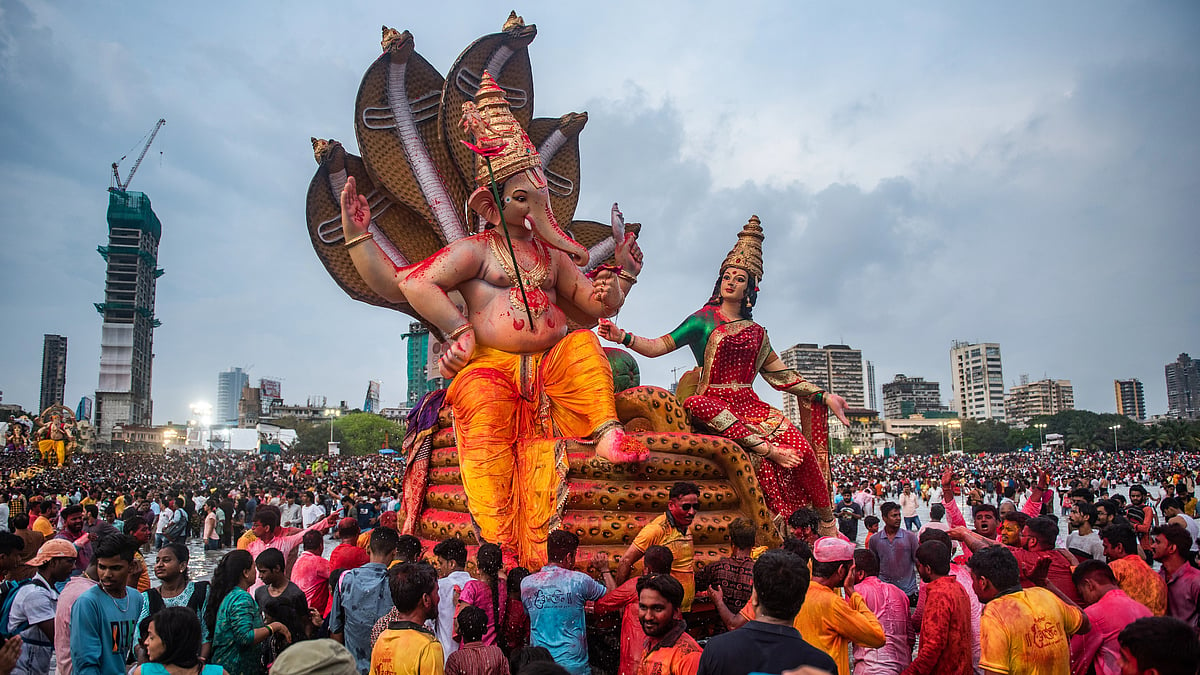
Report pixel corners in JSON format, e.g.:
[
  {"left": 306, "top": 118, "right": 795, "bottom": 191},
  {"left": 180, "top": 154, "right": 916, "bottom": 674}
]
[
  {"left": 344, "top": 231, "right": 374, "bottom": 248},
  {"left": 617, "top": 271, "right": 638, "bottom": 285},
  {"left": 446, "top": 324, "right": 473, "bottom": 341}
]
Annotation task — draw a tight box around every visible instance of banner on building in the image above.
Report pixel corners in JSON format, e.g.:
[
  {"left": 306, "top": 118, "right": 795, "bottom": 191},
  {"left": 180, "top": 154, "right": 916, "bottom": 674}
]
[{"left": 260, "top": 379, "right": 282, "bottom": 400}]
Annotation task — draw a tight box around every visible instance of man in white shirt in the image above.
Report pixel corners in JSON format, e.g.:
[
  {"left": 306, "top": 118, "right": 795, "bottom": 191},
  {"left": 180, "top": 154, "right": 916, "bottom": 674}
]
[
  {"left": 899, "top": 484, "right": 921, "bottom": 531},
  {"left": 281, "top": 492, "right": 303, "bottom": 529},
  {"left": 1065, "top": 501, "right": 1105, "bottom": 560},
  {"left": 10, "top": 540, "right": 76, "bottom": 675},
  {"left": 928, "top": 483, "right": 943, "bottom": 505},
  {"left": 300, "top": 491, "right": 326, "bottom": 529},
  {"left": 154, "top": 502, "right": 173, "bottom": 549},
  {"left": 431, "top": 538, "right": 475, "bottom": 662}
]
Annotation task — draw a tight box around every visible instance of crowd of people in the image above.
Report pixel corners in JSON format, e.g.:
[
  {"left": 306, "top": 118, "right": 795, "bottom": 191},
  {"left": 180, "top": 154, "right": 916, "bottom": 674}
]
[{"left": 0, "top": 444, "right": 1197, "bottom": 675}]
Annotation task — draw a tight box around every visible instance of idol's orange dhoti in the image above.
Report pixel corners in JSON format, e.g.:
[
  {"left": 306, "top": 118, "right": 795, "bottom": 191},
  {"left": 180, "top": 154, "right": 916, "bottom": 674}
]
[{"left": 447, "top": 330, "right": 618, "bottom": 567}]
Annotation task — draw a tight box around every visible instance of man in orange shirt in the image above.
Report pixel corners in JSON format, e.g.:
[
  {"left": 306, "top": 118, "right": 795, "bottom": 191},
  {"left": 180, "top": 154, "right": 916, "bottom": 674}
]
[
  {"left": 30, "top": 501, "right": 56, "bottom": 539},
  {"left": 595, "top": 546, "right": 674, "bottom": 675},
  {"left": 1101, "top": 523, "right": 1166, "bottom": 616},
  {"left": 634, "top": 574, "right": 701, "bottom": 675},
  {"left": 793, "top": 537, "right": 885, "bottom": 675},
  {"left": 617, "top": 482, "right": 699, "bottom": 611}
]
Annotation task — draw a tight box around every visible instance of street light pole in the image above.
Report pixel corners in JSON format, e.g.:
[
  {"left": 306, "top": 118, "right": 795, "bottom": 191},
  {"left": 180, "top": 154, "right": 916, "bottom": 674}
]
[
  {"left": 939, "top": 423, "right": 945, "bottom": 454},
  {"left": 1034, "top": 422, "right": 1047, "bottom": 451},
  {"left": 1110, "top": 424, "right": 1121, "bottom": 452}
]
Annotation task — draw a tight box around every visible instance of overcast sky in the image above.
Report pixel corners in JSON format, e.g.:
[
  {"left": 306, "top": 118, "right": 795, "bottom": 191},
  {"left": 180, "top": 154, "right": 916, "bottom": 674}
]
[{"left": 1, "top": 1, "right": 1196, "bottom": 424}]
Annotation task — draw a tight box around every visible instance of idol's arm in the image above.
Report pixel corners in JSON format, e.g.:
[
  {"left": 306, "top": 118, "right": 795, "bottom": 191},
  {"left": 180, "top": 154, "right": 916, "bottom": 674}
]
[
  {"left": 596, "top": 319, "right": 677, "bottom": 358},
  {"left": 396, "top": 243, "right": 482, "bottom": 335},
  {"left": 555, "top": 251, "right": 625, "bottom": 318},
  {"left": 340, "top": 176, "right": 407, "bottom": 304},
  {"left": 760, "top": 351, "right": 851, "bottom": 427}
]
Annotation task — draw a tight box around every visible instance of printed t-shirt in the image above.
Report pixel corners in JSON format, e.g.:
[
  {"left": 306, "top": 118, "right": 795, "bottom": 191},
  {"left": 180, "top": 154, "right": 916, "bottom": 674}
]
[
  {"left": 521, "top": 563, "right": 607, "bottom": 675},
  {"left": 979, "top": 587, "right": 1084, "bottom": 675},
  {"left": 70, "top": 585, "right": 144, "bottom": 675}
]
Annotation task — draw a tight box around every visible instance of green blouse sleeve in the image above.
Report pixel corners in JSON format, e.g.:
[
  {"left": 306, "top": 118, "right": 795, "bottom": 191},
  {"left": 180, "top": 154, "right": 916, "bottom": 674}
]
[{"left": 667, "top": 310, "right": 718, "bottom": 364}]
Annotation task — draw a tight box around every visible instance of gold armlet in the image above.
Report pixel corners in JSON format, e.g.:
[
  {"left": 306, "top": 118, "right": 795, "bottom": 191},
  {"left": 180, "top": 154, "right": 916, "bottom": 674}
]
[
  {"left": 344, "top": 232, "right": 374, "bottom": 249},
  {"left": 761, "top": 368, "right": 821, "bottom": 398},
  {"left": 446, "top": 324, "right": 473, "bottom": 341},
  {"left": 617, "top": 271, "right": 638, "bottom": 285},
  {"left": 743, "top": 436, "right": 771, "bottom": 456}
]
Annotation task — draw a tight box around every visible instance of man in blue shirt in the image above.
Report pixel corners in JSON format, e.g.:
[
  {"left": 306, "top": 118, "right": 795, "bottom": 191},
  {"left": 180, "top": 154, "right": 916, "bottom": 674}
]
[
  {"left": 521, "top": 530, "right": 608, "bottom": 675},
  {"left": 70, "top": 534, "right": 144, "bottom": 675},
  {"left": 867, "top": 501, "right": 920, "bottom": 603},
  {"left": 329, "top": 526, "right": 399, "bottom": 673}
]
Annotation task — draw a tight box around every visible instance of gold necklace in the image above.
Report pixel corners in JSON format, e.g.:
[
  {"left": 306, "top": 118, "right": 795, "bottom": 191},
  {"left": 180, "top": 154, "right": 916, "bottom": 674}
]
[{"left": 487, "top": 229, "right": 551, "bottom": 318}]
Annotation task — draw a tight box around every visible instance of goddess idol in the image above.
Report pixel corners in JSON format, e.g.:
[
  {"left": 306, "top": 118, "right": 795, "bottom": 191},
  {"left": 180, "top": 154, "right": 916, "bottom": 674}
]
[{"left": 599, "top": 217, "right": 849, "bottom": 533}]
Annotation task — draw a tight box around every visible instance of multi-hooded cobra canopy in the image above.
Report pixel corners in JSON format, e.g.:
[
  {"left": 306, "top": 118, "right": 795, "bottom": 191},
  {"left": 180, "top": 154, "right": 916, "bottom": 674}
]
[{"left": 305, "top": 13, "right": 632, "bottom": 331}]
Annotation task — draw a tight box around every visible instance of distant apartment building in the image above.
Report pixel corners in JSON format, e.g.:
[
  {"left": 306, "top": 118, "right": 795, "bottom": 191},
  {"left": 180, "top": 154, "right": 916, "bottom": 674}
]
[
  {"left": 1114, "top": 378, "right": 1146, "bottom": 421},
  {"left": 238, "top": 384, "right": 262, "bottom": 428},
  {"left": 1166, "top": 353, "right": 1200, "bottom": 419},
  {"left": 39, "top": 334, "right": 68, "bottom": 412},
  {"left": 1004, "top": 376, "right": 1074, "bottom": 425},
  {"left": 217, "top": 367, "right": 249, "bottom": 427},
  {"left": 882, "top": 374, "right": 946, "bottom": 419},
  {"left": 779, "top": 343, "right": 866, "bottom": 426},
  {"left": 949, "top": 341, "right": 1006, "bottom": 422}
]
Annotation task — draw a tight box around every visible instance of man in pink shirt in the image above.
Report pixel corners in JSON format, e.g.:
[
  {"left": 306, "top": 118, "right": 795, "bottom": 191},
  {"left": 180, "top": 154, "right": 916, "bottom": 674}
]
[
  {"left": 246, "top": 505, "right": 334, "bottom": 587},
  {"left": 54, "top": 556, "right": 99, "bottom": 675},
  {"left": 1068, "top": 559, "right": 1151, "bottom": 675},
  {"left": 291, "top": 529, "right": 332, "bottom": 617},
  {"left": 851, "top": 549, "right": 911, "bottom": 674}
]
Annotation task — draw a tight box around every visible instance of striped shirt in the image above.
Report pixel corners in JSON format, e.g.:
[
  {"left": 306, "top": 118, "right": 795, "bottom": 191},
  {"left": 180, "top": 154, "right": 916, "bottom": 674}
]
[{"left": 444, "top": 642, "right": 509, "bottom": 675}]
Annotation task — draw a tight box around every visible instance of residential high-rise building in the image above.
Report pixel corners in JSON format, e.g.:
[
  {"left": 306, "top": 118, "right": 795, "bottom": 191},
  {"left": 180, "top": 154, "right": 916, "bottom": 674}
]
[
  {"left": 779, "top": 343, "right": 865, "bottom": 426},
  {"left": 94, "top": 190, "right": 163, "bottom": 442},
  {"left": 1166, "top": 353, "right": 1200, "bottom": 420},
  {"left": 1004, "top": 376, "right": 1074, "bottom": 426},
  {"left": 39, "top": 334, "right": 68, "bottom": 412},
  {"left": 402, "top": 323, "right": 449, "bottom": 407},
  {"left": 1114, "top": 379, "right": 1146, "bottom": 421},
  {"left": 949, "top": 341, "right": 1006, "bottom": 421},
  {"left": 217, "top": 367, "right": 250, "bottom": 426},
  {"left": 881, "top": 374, "right": 945, "bottom": 419}
]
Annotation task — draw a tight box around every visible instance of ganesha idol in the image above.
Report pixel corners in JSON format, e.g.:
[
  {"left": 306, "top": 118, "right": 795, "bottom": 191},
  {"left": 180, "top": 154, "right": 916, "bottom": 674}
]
[{"left": 304, "top": 16, "right": 839, "bottom": 567}]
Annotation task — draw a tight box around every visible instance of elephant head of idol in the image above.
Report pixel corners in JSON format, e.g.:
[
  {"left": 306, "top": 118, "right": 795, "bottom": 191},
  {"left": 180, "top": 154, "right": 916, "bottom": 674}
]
[{"left": 463, "top": 72, "right": 589, "bottom": 266}]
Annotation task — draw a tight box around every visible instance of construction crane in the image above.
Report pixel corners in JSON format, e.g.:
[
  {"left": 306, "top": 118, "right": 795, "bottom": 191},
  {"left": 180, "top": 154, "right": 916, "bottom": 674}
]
[{"left": 110, "top": 118, "right": 166, "bottom": 191}]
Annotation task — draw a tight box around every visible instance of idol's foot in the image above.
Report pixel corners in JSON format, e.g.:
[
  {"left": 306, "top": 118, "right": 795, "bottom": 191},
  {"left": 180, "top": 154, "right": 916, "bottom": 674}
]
[
  {"left": 595, "top": 427, "right": 649, "bottom": 464},
  {"left": 816, "top": 506, "right": 838, "bottom": 538}
]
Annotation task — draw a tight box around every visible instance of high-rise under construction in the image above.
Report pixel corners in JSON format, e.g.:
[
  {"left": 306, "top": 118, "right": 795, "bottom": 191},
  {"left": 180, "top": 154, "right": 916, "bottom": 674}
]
[{"left": 94, "top": 189, "right": 163, "bottom": 443}]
